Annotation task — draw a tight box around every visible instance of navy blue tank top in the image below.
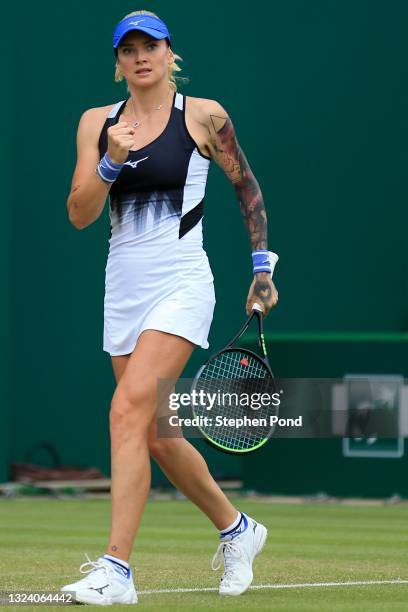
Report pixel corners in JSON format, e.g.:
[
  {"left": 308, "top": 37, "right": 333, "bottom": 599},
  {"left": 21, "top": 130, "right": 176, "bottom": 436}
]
[{"left": 98, "top": 91, "right": 211, "bottom": 240}]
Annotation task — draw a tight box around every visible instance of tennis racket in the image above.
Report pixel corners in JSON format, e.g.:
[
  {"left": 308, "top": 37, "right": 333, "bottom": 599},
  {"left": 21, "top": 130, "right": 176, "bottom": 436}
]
[{"left": 190, "top": 303, "right": 278, "bottom": 454}]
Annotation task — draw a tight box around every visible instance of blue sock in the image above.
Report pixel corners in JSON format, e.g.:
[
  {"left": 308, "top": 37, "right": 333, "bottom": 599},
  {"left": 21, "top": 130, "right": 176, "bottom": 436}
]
[
  {"left": 219, "top": 512, "right": 248, "bottom": 540},
  {"left": 103, "top": 554, "right": 130, "bottom": 579}
]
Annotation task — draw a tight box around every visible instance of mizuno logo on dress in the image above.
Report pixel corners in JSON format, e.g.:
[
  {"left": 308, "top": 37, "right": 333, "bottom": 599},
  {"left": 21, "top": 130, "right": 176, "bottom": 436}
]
[
  {"left": 128, "top": 20, "right": 145, "bottom": 26},
  {"left": 124, "top": 156, "right": 149, "bottom": 169}
]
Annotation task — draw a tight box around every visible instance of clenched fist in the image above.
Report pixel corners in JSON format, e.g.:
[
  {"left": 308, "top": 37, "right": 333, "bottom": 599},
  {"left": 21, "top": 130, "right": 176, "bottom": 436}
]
[
  {"left": 246, "top": 273, "right": 278, "bottom": 317},
  {"left": 107, "top": 122, "right": 135, "bottom": 164}
]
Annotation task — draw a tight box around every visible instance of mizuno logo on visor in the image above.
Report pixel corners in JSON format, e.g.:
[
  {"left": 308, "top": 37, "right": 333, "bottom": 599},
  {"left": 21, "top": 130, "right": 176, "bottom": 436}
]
[{"left": 127, "top": 20, "right": 145, "bottom": 26}]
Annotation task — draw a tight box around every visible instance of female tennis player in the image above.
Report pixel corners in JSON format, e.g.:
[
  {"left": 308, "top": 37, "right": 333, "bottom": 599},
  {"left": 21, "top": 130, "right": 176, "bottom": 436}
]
[{"left": 62, "top": 10, "right": 278, "bottom": 605}]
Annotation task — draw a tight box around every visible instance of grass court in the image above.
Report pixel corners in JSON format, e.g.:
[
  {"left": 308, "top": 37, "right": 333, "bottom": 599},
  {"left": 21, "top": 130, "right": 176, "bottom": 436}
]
[{"left": 1, "top": 496, "right": 407, "bottom": 610}]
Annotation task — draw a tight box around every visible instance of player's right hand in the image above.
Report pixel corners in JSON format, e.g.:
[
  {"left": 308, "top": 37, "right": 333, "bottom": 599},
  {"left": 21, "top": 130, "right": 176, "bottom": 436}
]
[{"left": 107, "top": 122, "right": 135, "bottom": 164}]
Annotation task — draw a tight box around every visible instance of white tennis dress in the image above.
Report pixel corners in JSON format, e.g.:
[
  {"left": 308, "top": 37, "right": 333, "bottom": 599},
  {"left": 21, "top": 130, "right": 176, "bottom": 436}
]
[{"left": 98, "top": 92, "right": 215, "bottom": 356}]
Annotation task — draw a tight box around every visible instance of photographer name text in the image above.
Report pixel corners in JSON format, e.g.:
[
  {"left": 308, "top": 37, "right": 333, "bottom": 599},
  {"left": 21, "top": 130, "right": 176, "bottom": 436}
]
[{"left": 168, "top": 415, "right": 303, "bottom": 428}]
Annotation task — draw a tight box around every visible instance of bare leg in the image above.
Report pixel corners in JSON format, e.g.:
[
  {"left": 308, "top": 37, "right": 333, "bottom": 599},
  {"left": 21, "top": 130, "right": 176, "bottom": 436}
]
[
  {"left": 106, "top": 330, "right": 194, "bottom": 561},
  {"left": 111, "top": 354, "right": 238, "bottom": 533},
  {"left": 148, "top": 424, "right": 238, "bottom": 530}
]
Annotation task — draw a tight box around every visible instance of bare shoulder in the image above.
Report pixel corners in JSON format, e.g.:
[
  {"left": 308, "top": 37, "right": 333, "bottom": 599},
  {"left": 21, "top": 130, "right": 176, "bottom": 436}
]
[
  {"left": 80, "top": 104, "right": 115, "bottom": 126},
  {"left": 185, "top": 96, "right": 229, "bottom": 129},
  {"left": 77, "top": 102, "right": 123, "bottom": 139}
]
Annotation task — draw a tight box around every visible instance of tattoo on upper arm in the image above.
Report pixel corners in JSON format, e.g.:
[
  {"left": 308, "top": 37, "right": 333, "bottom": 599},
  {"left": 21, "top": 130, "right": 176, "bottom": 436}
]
[
  {"left": 209, "top": 114, "right": 267, "bottom": 251},
  {"left": 209, "top": 115, "right": 242, "bottom": 182}
]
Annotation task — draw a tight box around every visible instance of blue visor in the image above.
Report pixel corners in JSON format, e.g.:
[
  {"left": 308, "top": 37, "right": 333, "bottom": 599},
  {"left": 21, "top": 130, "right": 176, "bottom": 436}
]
[{"left": 113, "top": 15, "right": 172, "bottom": 48}]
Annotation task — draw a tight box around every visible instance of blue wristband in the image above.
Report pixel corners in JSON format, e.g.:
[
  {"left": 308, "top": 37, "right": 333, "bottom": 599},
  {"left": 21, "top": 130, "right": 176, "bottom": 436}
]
[
  {"left": 96, "top": 153, "right": 124, "bottom": 183},
  {"left": 252, "top": 250, "right": 272, "bottom": 274}
]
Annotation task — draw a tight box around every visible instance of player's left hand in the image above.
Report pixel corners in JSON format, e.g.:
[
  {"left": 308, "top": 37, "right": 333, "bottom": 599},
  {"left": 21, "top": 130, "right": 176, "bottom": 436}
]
[{"left": 246, "top": 273, "right": 278, "bottom": 317}]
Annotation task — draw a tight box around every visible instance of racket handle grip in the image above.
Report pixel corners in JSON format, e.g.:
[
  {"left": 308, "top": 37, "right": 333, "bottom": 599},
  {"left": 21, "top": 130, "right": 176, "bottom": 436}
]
[{"left": 252, "top": 303, "right": 264, "bottom": 313}]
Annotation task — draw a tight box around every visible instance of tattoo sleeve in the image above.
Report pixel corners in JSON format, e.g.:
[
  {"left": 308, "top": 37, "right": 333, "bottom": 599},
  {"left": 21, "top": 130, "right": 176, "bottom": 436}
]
[{"left": 209, "top": 114, "right": 267, "bottom": 251}]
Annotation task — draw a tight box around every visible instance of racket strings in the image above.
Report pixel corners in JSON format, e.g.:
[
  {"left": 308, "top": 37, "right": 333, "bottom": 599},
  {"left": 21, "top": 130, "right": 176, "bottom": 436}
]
[
  {"left": 193, "top": 350, "right": 277, "bottom": 451},
  {"left": 202, "top": 350, "right": 267, "bottom": 381}
]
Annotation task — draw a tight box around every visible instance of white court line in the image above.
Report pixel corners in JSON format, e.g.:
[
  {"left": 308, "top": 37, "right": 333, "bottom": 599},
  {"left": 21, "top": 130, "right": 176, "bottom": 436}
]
[{"left": 139, "top": 579, "right": 408, "bottom": 595}]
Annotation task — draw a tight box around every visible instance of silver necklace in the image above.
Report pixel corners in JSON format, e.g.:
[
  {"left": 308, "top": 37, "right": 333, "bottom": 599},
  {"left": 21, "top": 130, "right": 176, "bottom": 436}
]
[{"left": 129, "top": 90, "right": 170, "bottom": 128}]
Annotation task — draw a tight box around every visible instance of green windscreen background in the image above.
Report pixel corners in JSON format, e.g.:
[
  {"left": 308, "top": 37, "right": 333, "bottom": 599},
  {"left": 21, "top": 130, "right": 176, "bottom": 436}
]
[{"left": 2, "top": 1, "right": 408, "bottom": 494}]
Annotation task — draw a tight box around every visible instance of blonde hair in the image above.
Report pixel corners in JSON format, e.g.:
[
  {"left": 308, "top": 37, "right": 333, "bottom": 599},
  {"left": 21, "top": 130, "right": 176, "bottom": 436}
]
[{"left": 114, "top": 10, "right": 187, "bottom": 91}]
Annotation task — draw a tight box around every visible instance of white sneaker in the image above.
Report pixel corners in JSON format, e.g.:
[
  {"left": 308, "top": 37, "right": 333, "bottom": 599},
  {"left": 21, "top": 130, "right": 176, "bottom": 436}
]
[
  {"left": 212, "top": 514, "right": 267, "bottom": 596},
  {"left": 61, "top": 555, "right": 138, "bottom": 605}
]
